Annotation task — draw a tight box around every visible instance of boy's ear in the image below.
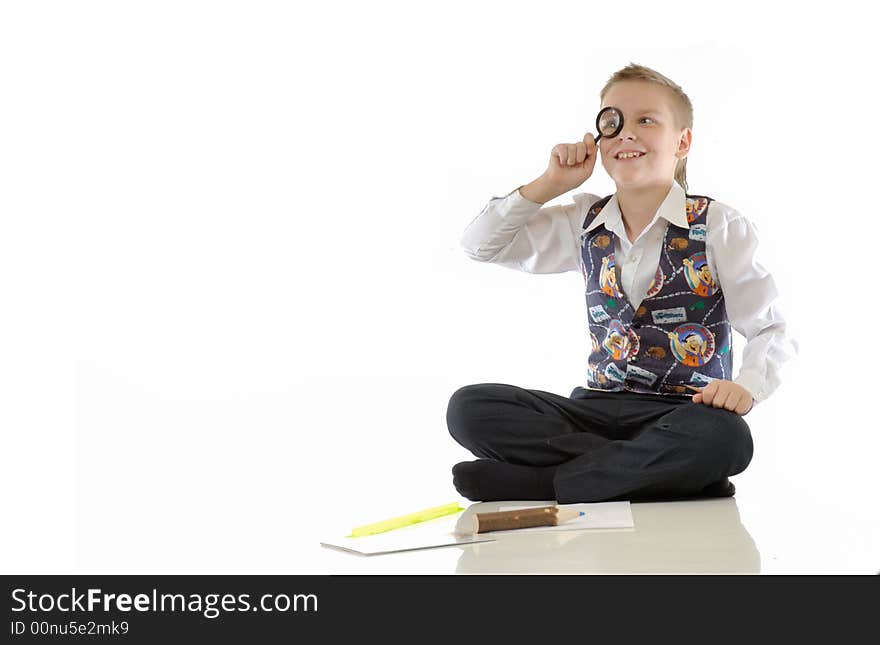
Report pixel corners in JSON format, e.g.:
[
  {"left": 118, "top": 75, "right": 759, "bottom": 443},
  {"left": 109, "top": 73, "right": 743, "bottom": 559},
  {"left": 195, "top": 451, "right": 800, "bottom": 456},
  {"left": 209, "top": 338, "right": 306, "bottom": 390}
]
[{"left": 676, "top": 128, "right": 692, "bottom": 159}]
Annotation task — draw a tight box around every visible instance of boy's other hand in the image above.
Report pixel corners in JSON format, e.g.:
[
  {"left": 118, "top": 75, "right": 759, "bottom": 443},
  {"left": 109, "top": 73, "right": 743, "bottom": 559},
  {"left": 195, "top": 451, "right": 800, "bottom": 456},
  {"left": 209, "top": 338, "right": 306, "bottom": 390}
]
[
  {"left": 541, "top": 132, "right": 599, "bottom": 194},
  {"left": 691, "top": 380, "right": 754, "bottom": 416}
]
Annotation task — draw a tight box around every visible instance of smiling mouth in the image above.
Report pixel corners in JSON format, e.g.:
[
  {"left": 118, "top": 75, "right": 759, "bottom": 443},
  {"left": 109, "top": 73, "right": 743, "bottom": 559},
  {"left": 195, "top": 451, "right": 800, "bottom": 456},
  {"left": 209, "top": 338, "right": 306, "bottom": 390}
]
[{"left": 615, "top": 153, "right": 647, "bottom": 161}]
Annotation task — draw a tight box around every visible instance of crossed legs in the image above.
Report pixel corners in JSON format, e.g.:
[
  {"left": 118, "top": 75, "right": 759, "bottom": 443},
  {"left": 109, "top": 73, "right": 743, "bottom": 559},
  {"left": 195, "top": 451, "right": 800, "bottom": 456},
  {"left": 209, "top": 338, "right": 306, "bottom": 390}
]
[{"left": 446, "top": 383, "right": 753, "bottom": 503}]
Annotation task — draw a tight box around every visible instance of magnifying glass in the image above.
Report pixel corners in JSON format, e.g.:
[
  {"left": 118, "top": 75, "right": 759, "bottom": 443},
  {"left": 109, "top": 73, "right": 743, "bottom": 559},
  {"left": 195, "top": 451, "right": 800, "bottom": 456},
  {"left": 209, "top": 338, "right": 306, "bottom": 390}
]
[{"left": 594, "top": 106, "right": 624, "bottom": 143}]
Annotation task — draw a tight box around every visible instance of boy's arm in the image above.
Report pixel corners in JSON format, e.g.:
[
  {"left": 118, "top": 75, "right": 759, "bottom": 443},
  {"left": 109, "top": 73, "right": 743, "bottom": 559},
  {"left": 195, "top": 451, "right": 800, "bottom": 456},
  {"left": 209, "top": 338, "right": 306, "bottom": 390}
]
[
  {"left": 460, "top": 185, "right": 601, "bottom": 274},
  {"left": 707, "top": 209, "right": 800, "bottom": 407}
]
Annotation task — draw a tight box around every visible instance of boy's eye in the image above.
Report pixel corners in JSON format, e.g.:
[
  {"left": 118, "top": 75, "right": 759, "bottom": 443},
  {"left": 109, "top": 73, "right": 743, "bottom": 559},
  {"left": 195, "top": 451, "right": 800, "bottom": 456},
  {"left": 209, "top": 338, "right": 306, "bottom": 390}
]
[{"left": 639, "top": 117, "right": 655, "bottom": 124}]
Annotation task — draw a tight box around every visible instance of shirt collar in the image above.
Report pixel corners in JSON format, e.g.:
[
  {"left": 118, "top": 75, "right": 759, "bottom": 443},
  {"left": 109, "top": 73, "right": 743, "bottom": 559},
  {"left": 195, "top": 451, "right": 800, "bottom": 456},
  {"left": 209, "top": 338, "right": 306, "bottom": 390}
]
[{"left": 583, "top": 181, "right": 689, "bottom": 235}]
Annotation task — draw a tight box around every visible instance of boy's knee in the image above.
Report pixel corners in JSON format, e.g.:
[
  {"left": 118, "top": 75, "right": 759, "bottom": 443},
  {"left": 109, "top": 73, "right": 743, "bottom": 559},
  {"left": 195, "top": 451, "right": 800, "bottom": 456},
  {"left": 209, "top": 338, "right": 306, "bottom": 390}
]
[
  {"left": 446, "top": 384, "right": 488, "bottom": 441},
  {"left": 687, "top": 404, "right": 754, "bottom": 473}
]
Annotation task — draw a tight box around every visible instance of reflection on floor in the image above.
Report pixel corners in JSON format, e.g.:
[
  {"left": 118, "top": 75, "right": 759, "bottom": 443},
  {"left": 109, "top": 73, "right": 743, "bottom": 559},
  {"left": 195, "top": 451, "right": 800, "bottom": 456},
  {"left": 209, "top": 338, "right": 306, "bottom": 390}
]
[
  {"left": 317, "top": 483, "right": 880, "bottom": 574},
  {"left": 454, "top": 498, "right": 759, "bottom": 574}
]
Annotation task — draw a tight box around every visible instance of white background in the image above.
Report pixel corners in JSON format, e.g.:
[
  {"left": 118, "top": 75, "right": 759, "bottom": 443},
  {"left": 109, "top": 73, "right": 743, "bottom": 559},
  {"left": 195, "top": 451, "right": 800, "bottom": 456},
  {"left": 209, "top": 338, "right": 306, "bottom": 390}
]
[{"left": 1, "top": 0, "right": 876, "bottom": 573}]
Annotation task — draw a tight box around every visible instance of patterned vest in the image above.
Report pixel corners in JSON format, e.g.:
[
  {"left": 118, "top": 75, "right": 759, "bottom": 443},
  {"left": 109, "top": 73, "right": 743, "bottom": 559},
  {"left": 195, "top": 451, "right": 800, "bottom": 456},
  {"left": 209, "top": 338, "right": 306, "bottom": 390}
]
[{"left": 579, "top": 193, "right": 732, "bottom": 397}]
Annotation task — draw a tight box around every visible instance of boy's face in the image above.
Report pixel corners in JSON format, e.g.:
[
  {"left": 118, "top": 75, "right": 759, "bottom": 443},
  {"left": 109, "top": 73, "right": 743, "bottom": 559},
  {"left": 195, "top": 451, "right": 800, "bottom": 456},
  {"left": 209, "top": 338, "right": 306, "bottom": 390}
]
[{"left": 599, "top": 80, "right": 691, "bottom": 189}]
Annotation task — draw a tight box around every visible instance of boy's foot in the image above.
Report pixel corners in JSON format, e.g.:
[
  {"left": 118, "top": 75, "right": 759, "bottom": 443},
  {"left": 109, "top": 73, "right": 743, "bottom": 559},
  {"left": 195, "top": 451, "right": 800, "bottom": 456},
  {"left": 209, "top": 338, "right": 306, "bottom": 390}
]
[
  {"left": 698, "top": 478, "right": 736, "bottom": 498},
  {"left": 452, "top": 459, "right": 557, "bottom": 502}
]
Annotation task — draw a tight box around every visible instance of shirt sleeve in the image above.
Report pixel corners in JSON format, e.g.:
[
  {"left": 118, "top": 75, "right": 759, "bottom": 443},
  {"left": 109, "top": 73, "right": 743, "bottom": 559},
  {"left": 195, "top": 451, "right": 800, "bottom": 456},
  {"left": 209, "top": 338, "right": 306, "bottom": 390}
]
[
  {"left": 460, "top": 187, "right": 601, "bottom": 274},
  {"left": 706, "top": 209, "right": 800, "bottom": 408}
]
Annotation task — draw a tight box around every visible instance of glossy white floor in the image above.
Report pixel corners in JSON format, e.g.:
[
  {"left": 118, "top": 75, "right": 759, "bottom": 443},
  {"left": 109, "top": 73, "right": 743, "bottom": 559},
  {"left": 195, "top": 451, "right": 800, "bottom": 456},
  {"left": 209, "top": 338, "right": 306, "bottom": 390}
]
[
  {"left": 39, "top": 369, "right": 874, "bottom": 576},
  {"left": 315, "top": 480, "right": 880, "bottom": 575},
  {"left": 309, "top": 378, "right": 880, "bottom": 575}
]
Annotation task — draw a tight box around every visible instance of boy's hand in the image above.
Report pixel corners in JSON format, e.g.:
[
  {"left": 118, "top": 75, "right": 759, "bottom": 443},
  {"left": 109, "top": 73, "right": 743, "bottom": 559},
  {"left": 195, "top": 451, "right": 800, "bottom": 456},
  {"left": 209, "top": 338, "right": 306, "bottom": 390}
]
[
  {"left": 541, "top": 132, "right": 599, "bottom": 194},
  {"left": 691, "top": 380, "right": 754, "bottom": 416}
]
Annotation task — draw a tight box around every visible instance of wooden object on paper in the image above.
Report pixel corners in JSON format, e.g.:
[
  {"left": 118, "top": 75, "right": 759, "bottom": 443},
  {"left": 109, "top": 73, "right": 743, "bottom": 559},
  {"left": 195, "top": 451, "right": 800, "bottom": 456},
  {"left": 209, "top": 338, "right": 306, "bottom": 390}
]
[{"left": 473, "top": 505, "right": 581, "bottom": 534}]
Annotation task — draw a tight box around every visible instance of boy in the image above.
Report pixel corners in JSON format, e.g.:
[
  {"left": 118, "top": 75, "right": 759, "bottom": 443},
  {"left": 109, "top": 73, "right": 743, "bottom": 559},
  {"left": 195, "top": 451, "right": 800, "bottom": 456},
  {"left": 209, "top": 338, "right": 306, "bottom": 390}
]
[{"left": 447, "top": 63, "right": 798, "bottom": 504}]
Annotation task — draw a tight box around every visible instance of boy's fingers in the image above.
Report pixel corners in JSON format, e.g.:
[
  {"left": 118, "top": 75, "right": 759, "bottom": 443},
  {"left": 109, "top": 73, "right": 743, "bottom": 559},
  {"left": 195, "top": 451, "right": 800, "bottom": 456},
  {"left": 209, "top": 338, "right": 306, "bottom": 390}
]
[
  {"left": 585, "top": 134, "right": 597, "bottom": 156},
  {"left": 722, "top": 388, "right": 741, "bottom": 410},
  {"left": 729, "top": 392, "right": 743, "bottom": 411},
  {"left": 702, "top": 381, "right": 718, "bottom": 402}
]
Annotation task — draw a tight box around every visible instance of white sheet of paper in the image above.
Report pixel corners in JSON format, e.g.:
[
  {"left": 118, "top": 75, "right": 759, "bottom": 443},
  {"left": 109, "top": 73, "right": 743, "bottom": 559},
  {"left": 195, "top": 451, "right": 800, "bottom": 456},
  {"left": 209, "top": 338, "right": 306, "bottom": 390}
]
[
  {"left": 320, "top": 513, "right": 495, "bottom": 556},
  {"left": 468, "top": 501, "right": 634, "bottom": 536}
]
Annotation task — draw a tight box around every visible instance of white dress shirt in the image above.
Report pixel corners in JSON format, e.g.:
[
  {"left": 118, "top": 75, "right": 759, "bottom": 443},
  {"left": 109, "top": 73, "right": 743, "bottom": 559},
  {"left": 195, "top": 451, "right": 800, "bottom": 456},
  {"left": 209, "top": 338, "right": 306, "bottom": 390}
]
[{"left": 460, "top": 180, "right": 799, "bottom": 407}]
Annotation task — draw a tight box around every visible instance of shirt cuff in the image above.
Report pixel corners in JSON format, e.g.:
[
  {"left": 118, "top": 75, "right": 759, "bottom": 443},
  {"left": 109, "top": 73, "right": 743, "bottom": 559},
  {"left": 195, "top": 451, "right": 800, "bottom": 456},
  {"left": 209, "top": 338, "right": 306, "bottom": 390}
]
[{"left": 733, "top": 371, "right": 764, "bottom": 408}]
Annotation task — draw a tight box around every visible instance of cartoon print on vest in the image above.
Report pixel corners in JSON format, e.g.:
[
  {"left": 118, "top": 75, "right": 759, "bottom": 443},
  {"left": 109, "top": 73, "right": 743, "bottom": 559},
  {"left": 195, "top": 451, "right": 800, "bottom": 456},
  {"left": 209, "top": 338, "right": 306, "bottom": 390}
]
[
  {"left": 685, "top": 196, "right": 709, "bottom": 223},
  {"left": 682, "top": 251, "right": 718, "bottom": 297},
  {"left": 592, "top": 233, "right": 612, "bottom": 250},
  {"left": 645, "top": 265, "right": 665, "bottom": 298},
  {"left": 669, "top": 237, "right": 689, "bottom": 252},
  {"left": 602, "top": 320, "right": 639, "bottom": 361},
  {"left": 603, "top": 363, "right": 627, "bottom": 384},
  {"left": 599, "top": 255, "right": 623, "bottom": 298},
  {"left": 579, "top": 192, "right": 730, "bottom": 396},
  {"left": 667, "top": 323, "right": 716, "bottom": 367},
  {"left": 588, "top": 363, "right": 607, "bottom": 386},
  {"left": 588, "top": 332, "right": 604, "bottom": 384}
]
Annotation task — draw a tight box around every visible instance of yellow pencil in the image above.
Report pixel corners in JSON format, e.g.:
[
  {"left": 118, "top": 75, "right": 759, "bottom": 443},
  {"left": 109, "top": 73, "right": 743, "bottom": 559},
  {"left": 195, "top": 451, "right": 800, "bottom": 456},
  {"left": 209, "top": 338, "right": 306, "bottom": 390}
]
[{"left": 348, "top": 502, "right": 465, "bottom": 538}]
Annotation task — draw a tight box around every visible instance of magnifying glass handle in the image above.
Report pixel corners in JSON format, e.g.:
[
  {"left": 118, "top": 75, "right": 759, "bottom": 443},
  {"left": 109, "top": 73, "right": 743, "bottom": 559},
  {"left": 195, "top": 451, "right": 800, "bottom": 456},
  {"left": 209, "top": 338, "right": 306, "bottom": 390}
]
[{"left": 594, "top": 133, "right": 602, "bottom": 144}]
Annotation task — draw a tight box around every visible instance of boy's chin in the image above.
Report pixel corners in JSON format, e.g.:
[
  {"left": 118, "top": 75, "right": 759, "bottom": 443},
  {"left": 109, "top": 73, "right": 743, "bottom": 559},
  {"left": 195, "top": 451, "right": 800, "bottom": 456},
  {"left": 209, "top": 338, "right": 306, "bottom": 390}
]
[
  {"left": 612, "top": 174, "right": 666, "bottom": 189},
  {"left": 613, "top": 176, "right": 648, "bottom": 188}
]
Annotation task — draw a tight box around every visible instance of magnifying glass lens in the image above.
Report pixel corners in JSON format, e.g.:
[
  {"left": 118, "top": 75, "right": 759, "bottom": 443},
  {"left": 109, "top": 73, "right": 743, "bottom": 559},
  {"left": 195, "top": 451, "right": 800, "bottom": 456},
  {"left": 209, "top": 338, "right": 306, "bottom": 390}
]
[
  {"left": 599, "top": 110, "right": 622, "bottom": 136},
  {"left": 594, "top": 106, "right": 624, "bottom": 144}
]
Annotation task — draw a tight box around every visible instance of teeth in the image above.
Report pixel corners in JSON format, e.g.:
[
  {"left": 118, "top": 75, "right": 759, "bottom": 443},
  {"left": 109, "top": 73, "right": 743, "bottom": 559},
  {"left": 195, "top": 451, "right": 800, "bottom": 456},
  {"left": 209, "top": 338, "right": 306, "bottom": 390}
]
[{"left": 617, "top": 152, "right": 644, "bottom": 159}]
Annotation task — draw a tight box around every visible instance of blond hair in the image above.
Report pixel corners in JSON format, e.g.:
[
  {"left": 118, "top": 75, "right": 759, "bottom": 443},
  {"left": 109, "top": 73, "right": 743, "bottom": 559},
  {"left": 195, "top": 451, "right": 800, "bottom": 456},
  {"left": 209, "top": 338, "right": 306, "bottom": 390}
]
[{"left": 599, "top": 63, "right": 694, "bottom": 192}]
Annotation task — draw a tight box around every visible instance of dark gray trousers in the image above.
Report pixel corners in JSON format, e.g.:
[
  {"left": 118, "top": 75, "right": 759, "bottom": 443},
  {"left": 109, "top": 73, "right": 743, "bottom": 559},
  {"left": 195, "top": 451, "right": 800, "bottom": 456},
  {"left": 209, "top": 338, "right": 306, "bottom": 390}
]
[{"left": 446, "top": 383, "right": 754, "bottom": 504}]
